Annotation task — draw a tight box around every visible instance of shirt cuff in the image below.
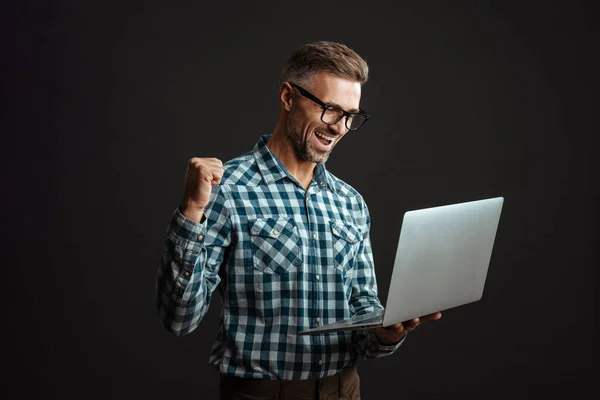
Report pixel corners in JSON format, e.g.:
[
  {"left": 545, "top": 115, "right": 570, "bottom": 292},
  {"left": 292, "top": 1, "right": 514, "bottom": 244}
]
[
  {"left": 167, "top": 207, "right": 207, "bottom": 253},
  {"left": 369, "top": 330, "right": 406, "bottom": 352}
]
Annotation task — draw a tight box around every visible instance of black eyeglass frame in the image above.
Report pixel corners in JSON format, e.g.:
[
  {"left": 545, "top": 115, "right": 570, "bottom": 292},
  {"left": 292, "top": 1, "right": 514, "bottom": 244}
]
[{"left": 288, "top": 82, "right": 371, "bottom": 131}]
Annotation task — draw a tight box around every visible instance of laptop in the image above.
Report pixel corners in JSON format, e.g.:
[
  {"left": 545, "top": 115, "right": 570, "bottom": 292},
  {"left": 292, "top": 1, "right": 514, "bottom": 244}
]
[{"left": 297, "top": 196, "right": 504, "bottom": 335}]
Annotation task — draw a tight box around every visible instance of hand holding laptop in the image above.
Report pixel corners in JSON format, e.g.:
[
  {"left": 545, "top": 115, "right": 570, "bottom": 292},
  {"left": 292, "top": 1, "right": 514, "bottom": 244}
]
[
  {"left": 373, "top": 312, "right": 442, "bottom": 345},
  {"left": 297, "top": 197, "right": 503, "bottom": 338}
]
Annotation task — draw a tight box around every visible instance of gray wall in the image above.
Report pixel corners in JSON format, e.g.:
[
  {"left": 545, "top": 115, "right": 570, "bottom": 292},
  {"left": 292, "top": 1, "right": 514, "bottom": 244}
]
[{"left": 3, "top": 1, "right": 596, "bottom": 398}]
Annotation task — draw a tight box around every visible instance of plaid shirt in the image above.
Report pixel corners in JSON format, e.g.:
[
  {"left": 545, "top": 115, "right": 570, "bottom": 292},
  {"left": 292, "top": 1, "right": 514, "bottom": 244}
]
[{"left": 156, "top": 134, "right": 403, "bottom": 380}]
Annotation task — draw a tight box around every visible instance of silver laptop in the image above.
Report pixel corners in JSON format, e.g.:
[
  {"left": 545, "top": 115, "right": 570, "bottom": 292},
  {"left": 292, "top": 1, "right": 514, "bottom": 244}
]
[{"left": 297, "top": 196, "right": 504, "bottom": 335}]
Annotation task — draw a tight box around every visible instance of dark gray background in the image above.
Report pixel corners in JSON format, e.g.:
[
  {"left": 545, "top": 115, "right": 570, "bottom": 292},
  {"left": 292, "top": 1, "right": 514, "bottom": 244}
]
[{"left": 2, "top": 1, "right": 597, "bottom": 399}]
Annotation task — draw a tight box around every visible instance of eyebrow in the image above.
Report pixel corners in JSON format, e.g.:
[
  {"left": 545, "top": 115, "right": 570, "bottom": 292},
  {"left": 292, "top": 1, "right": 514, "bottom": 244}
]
[
  {"left": 293, "top": 83, "right": 362, "bottom": 114},
  {"left": 325, "top": 101, "right": 360, "bottom": 113}
]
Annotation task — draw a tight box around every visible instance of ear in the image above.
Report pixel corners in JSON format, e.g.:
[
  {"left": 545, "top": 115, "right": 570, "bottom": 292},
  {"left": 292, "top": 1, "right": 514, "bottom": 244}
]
[{"left": 279, "top": 82, "right": 294, "bottom": 112}]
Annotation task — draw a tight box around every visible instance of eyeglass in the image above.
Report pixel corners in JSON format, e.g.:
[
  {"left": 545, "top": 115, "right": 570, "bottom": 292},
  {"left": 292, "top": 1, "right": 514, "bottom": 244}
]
[{"left": 288, "top": 82, "right": 371, "bottom": 131}]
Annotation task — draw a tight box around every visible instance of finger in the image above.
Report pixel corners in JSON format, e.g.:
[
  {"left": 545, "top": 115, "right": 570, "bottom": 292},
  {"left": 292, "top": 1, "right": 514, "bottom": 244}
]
[
  {"left": 412, "top": 317, "right": 420, "bottom": 328},
  {"left": 420, "top": 312, "right": 442, "bottom": 323},
  {"left": 404, "top": 318, "right": 419, "bottom": 331},
  {"left": 203, "top": 173, "right": 218, "bottom": 183},
  {"left": 211, "top": 166, "right": 225, "bottom": 179},
  {"left": 210, "top": 171, "right": 224, "bottom": 185},
  {"left": 207, "top": 158, "right": 224, "bottom": 170},
  {"left": 401, "top": 317, "right": 419, "bottom": 326},
  {"left": 392, "top": 323, "right": 408, "bottom": 336},
  {"left": 199, "top": 164, "right": 224, "bottom": 180},
  {"left": 184, "top": 166, "right": 191, "bottom": 184},
  {"left": 188, "top": 157, "right": 202, "bottom": 169},
  {"left": 188, "top": 157, "right": 223, "bottom": 171},
  {"left": 184, "top": 160, "right": 194, "bottom": 181},
  {"left": 373, "top": 323, "right": 402, "bottom": 334},
  {"left": 187, "top": 159, "right": 203, "bottom": 182}
]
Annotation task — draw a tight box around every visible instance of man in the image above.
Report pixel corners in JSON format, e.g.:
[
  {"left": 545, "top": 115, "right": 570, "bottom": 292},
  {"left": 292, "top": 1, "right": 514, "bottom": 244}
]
[{"left": 156, "top": 41, "right": 441, "bottom": 399}]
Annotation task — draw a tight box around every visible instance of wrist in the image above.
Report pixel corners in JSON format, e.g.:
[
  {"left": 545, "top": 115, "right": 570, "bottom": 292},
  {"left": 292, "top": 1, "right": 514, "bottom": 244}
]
[
  {"left": 375, "top": 331, "right": 406, "bottom": 346},
  {"left": 180, "top": 205, "right": 206, "bottom": 223}
]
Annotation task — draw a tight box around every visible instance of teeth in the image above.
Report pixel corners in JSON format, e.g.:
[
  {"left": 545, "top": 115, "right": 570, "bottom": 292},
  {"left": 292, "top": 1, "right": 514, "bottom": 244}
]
[{"left": 315, "top": 131, "right": 334, "bottom": 142}]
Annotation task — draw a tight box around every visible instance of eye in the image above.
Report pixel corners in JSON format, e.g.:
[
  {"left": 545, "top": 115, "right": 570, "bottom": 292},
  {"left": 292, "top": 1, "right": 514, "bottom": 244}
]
[{"left": 324, "top": 106, "right": 343, "bottom": 116}]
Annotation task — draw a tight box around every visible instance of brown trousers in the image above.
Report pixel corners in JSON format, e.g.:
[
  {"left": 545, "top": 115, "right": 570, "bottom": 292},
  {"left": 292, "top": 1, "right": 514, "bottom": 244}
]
[{"left": 219, "top": 364, "right": 361, "bottom": 400}]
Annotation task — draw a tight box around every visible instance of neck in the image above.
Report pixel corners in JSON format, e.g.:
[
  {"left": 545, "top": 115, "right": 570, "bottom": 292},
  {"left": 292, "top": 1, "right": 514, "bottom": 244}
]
[{"left": 268, "top": 123, "right": 316, "bottom": 189}]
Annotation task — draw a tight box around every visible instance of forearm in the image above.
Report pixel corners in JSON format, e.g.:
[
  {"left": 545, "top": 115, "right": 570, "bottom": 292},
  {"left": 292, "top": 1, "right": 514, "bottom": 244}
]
[{"left": 156, "top": 209, "right": 219, "bottom": 336}]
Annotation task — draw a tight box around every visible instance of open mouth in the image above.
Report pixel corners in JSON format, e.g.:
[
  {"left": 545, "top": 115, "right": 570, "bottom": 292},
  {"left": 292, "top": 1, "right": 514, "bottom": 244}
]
[{"left": 315, "top": 131, "right": 335, "bottom": 146}]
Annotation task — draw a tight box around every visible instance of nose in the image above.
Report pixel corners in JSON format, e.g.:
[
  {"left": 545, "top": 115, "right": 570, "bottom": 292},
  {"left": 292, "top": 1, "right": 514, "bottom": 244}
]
[{"left": 330, "top": 116, "right": 348, "bottom": 136}]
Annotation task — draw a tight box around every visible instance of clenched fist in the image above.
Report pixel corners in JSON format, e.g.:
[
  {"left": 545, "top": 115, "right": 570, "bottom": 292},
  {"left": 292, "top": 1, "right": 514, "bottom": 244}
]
[{"left": 180, "top": 157, "right": 224, "bottom": 222}]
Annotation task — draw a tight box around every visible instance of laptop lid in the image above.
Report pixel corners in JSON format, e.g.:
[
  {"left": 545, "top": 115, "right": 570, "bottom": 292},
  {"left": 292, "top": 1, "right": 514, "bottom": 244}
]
[
  {"left": 297, "top": 196, "right": 504, "bottom": 335},
  {"left": 381, "top": 196, "right": 504, "bottom": 326}
]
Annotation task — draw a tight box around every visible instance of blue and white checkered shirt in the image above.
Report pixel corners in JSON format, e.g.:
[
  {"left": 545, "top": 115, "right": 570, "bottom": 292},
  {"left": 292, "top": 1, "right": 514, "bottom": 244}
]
[{"left": 156, "top": 134, "right": 403, "bottom": 380}]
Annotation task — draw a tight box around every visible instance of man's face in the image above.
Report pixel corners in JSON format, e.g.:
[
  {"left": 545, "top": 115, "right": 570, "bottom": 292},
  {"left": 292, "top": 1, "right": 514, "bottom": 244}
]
[{"left": 286, "top": 72, "right": 362, "bottom": 164}]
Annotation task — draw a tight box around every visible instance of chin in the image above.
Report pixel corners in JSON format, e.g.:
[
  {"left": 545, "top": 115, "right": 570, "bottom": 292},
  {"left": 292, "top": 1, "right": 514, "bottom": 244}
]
[{"left": 310, "top": 151, "right": 330, "bottom": 164}]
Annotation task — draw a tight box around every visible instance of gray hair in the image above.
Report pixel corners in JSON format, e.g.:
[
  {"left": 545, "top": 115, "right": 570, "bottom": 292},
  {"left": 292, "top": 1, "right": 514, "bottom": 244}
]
[{"left": 280, "top": 41, "right": 369, "bottom": 89}]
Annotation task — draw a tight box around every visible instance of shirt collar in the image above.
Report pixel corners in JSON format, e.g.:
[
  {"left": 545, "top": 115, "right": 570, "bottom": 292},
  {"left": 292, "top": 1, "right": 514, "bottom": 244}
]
[{"left": 253, "top": 134, "right": 338, "bottom": 193}]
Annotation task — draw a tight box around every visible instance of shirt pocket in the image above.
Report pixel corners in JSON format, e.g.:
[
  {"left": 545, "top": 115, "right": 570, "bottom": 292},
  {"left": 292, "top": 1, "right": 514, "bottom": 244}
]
[
  {"left": 329, "top": 220, "right": 362, "bottom": 273},
  {"left": 248, "top": 217, "right": 303, "bottom": 275}
]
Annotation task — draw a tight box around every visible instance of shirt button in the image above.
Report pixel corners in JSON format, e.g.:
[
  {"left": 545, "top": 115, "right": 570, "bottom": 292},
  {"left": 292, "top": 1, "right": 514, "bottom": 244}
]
[
  {"left": 183, "top": 271, "right": 189, "bottom": 277},
  {"left": 197, "top": 234, "right": 204, "bottom": 241},
  {"left": 316, "top": 318, "right": 320, "bottom": 323},
  {"left": 313, "top": 233, "right": 317, "bottom": 240},
  {"left": 315, "top": 275, "right": 320, "bottom": 281},
  {"left": 320, "top": 182, "right": 326, "bottom": 187},
  {"left": 272, "top": 229, "right": 279, "bottom": 235}
]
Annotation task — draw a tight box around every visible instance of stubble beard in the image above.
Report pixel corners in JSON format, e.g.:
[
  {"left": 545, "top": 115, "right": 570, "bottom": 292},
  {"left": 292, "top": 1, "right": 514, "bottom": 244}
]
[{"left": 286, "top": 114, "right": 331, "bottom": 164}]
